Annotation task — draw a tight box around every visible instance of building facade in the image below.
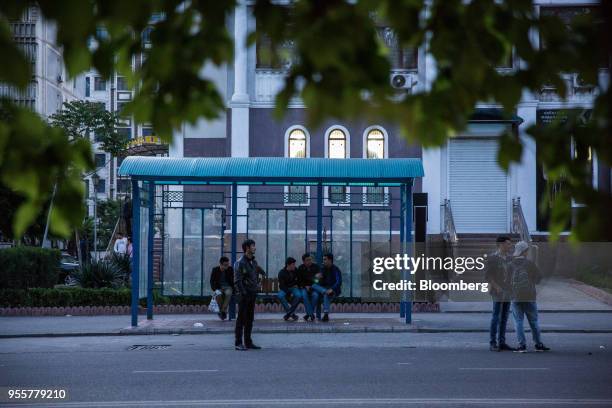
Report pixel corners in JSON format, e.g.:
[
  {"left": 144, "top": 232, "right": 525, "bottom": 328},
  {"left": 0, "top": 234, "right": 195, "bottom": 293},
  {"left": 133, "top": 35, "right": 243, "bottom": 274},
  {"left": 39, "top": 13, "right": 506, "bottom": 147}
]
[
  {"left": 1, "top": 5, "right": 83, "bottom": 117},
  {"left": 169, "top": 0, "right": 610, "bottom": 242}
]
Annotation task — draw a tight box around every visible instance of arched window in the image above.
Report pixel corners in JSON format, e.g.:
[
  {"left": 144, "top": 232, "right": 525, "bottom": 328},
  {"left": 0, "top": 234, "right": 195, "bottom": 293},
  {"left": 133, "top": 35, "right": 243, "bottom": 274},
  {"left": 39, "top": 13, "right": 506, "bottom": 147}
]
[
  {"left": 326, "top": 127, "right": 349, "bottom": 203},
  {"left": 363, "top": 127, "right": 388, "bottom": 204},
  {"left": 285, "top": 126, "right": 309, "bottom": 204},
  {"left": 366, "top": 128, "right": 385, "bottom": 159},
  {"left": 288, "top": 128, "right": 307, "bottom": 158},
  {"left": 328, "top": 128, "right": 347, "bottom": 159}
]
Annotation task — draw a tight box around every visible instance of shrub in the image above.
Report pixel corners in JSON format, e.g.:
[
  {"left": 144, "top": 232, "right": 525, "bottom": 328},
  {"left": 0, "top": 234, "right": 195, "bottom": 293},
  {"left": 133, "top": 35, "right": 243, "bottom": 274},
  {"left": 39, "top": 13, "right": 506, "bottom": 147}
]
[
  {"left": 74, "top": 260, "right": 125, "bottom": 289},
  {"left": 0, "top": 287, "right": 131, "bottom": 307},
  {"left": 108, "top": 252, "right": 131, "bottom": 283},
  {"left": 0, "top": 247, "right": 60, "bottom": 289}
]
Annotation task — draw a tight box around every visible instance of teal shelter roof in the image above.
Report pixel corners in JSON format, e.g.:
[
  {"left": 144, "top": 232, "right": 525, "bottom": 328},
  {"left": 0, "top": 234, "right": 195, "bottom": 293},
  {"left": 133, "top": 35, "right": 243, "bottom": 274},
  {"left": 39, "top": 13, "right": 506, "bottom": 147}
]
[{"left": 118, "top": 156, "right": 424, "bottom": 186}]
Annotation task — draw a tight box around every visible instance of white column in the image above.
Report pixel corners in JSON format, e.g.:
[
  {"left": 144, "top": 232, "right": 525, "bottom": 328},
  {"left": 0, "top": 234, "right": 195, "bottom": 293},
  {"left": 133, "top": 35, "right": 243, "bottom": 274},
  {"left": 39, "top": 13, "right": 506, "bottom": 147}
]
[
  {"left": 231, "top": 0, "right": 250, "bottom": 233},
  {"left": 514, "top": 100, "right": 538, "bottom": 232},
  {"left": 422, "top": 147, "right": 442, "bottom": 235},
  {"left": 231, "top": 0, "right": 249, "bottom": 106}
]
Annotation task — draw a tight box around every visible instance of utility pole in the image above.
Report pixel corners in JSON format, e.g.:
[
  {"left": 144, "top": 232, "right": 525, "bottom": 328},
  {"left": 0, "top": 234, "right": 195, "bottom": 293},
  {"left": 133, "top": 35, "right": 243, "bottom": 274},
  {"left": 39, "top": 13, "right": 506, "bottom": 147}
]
[
  {"left": 41, "top": 183, "right": 58, "bottom": 248},
  {"left": 92, "top": 173, "right": 99, "bottom": 261}
]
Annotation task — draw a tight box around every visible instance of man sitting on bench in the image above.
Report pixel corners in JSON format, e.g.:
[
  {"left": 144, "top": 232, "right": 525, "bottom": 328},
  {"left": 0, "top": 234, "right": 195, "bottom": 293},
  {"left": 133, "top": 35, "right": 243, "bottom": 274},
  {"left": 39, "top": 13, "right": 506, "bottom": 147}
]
[
  {"left": 311, "top": 253, "right": 342, "bottom": 322},
  {"left": 277, "top": 257, "right": 301, "bottom": 321},
  {"left": 297, "top": 253, "right": 319, "bottom": 322}
]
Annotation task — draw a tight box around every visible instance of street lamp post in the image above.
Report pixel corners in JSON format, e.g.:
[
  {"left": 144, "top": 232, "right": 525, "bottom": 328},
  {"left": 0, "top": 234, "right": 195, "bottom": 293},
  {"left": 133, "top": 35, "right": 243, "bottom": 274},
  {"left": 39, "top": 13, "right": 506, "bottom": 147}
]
[{"left": 92, "top": 173, "right": 99, "bottom": 262}]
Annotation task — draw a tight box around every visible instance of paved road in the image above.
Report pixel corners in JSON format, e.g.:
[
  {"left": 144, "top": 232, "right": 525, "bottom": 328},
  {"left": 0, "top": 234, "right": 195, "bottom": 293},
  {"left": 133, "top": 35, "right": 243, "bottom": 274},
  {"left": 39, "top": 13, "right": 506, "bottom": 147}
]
[{"left": 1, "top": 332, "right": 611, "bottom": 407}]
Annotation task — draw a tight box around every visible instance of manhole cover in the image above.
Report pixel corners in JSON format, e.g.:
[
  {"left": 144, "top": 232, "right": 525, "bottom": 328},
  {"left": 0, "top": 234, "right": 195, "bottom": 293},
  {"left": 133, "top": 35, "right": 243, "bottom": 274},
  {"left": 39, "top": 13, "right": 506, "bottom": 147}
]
[{"left": 128, "top": 345, "right": 171, "bottom": 351}]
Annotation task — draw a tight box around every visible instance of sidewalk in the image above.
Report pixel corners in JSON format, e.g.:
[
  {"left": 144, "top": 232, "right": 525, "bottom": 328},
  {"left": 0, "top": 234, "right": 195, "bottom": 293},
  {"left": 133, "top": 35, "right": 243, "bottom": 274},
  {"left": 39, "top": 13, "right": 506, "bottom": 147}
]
[{"left": 1, "top": 311, "right": 611, "bottom": 338}]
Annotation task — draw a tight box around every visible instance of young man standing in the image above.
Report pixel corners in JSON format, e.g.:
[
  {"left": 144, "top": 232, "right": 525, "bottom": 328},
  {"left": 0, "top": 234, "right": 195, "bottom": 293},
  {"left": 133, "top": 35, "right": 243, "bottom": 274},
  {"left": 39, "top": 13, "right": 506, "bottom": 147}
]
[
  {"left": 296, "top": 253, "right": 319, "bottom": 321},
  {"left": 510, "top": 241, "right": 550, "bottom": 353},
  {"left": 210, "top": 256, "right": 234, "bottom": 320},
  {"left": 312, "top": 253, "right": 342, "bottom": 322},
  {"left": 485, "top": 236, "right": 515, "bottom": 352},
  {"left": 277, "top": 257, "right": 301, "bottom": 321},
  {"left": 113, "top": 232, "right": 128, "bottom": 255},
  {"left": 234, "top": 239, "right": 262, "bottom": 351}
]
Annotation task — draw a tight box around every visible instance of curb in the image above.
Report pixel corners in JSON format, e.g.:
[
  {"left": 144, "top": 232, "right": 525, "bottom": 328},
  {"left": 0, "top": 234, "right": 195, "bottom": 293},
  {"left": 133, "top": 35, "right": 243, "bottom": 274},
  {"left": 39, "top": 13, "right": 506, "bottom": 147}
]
[
  {"left": 568, "top": 279, "right": 612, "bottom": 307},
  {"left": 0, "top": 302, "right": 440, "bottom": 317},
  {"left": 2, "top": 327, "right": 611, "bottom": 339}
]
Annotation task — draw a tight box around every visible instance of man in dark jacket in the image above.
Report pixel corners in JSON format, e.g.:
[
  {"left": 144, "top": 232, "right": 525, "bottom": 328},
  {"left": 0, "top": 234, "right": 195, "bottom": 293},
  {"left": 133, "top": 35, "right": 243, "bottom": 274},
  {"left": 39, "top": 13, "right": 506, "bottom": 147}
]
[
  {"left": 510, "top": 241, "right": 550, "bottom": 353},
  {"left": 485, "top": 236, "right": 514, "bottom": 351},
  {"left": 234, "top": 239, "right": 263, "bottom": 351},
  {"left": 311, "top": 253, "right": 342, "bottom": 322},
  {"left": 296, "top": 253, "right": 319, "bottom": 321},
  {"left": 210, "top": 256, "right": 234, "bottom": 320},
  {"left": 277, "top": 257, "right": 301, "bottom": 321}
]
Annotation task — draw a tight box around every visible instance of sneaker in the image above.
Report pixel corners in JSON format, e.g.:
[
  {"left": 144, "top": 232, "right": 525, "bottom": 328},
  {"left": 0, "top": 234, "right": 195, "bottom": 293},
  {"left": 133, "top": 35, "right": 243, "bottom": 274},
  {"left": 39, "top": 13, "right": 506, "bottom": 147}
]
[
  {"left": 283, "top": 313, "right": 291, "bottom": 321},
  {"left": 514, "top": 345, "right": 527, "bottom": 353},
  {"left": 489, "top": 343, "right": 499, "bottom": 352},
  {"left": 217, "top": 312, "right": 223, "bottom": 320},
  {"left": 221, "top": 312, "right": 227, "bottom": 320},
  {"left": 246, "top": 343, "right": 261, "bottom": 350},
  {"left": 235, "top": 344, "right": 248, "bottom": 351},
  {"left": 291, "top": 314, "right": 299, "bottom": 321},
  {"left": 535, "top": 343, "right": 550, "bottom": 352},
  {"left": 499, "top": 343, "right": 517, "bottom": 352},
  {"left": 303, "top": 314, "right": 310, "bottom": 321},
  {"left": 322, "top": 313, "right": 329, "bottom": 322}
]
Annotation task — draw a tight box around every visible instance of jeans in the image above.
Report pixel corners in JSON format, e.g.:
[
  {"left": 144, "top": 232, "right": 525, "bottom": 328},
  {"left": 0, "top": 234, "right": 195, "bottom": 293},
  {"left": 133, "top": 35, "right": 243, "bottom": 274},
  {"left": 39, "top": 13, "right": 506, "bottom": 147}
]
[
  {"left": 277, "top": 287, "right": 302, "bottom": 315},
  {"left": 489, "top": 301, "right": 511, "bottom": 345},
  {"left": 235, "top": 293, "right": 256, "bottom": 346},
  {"left": 300, "top": 288, "right": 317, "bottom": 316},
  {"left": 216, "top": 287, "right": 233, "bottom": 313},
  {"left": 312, "top": 284, "right": 334, "bottom": 313},
  {"left": 512, "top": 301, "right": 542, "bottom": 346}
]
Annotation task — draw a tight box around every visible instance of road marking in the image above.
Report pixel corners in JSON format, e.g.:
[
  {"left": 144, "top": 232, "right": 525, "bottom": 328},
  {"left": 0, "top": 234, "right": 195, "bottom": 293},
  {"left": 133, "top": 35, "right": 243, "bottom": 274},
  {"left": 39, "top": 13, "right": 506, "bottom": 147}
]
[
  {"left": 132, "top": 369, "right": 219, "bottom": 374},
  {"left": 459, "top": 367, "right": 549, "bottom": 371},
  {"left": 4, "top": 398, "right": 612, "bottom": 407},
  {"left": 397, "top": 362, "right": 412, "bottom": 365}
]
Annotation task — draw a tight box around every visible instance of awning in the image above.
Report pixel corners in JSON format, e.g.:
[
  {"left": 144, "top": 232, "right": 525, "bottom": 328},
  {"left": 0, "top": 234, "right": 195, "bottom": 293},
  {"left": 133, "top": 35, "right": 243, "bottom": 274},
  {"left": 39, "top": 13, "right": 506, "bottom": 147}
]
[{"left": 118, "top": 156, "right": 424, "bottom": 186}]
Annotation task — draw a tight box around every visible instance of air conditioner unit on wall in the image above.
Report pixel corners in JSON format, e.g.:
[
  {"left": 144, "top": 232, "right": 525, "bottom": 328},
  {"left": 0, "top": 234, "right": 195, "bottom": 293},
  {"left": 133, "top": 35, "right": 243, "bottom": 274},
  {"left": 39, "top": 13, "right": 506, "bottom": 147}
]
[
  {"left": 573, "top": 73, "right": 593, "bottom": 89},
  {"left": 390, "top": 73, "right": 417, "bottom": 91}
]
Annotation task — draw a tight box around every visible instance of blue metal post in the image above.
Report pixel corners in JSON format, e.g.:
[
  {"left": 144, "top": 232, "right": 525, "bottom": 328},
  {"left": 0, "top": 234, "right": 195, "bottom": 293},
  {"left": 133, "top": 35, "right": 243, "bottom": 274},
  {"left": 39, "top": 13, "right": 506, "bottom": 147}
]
[
  {"left": 229, "top": 183, "right": 238, "bottom": 320},
  {"left": 316, "top": 183, "right": 323, "bottom": 265},
  {"left": 131, "top": 180, "right": 140, "bottom": 327},
  {"left": 404, "top": 182, "right": 413, "bottom": 324},
  {"left": 147, "top": 182, "right": 154, "bottom": 320},
  {"left": 399, "top": 184, "right": 406, "bottom": 318}
]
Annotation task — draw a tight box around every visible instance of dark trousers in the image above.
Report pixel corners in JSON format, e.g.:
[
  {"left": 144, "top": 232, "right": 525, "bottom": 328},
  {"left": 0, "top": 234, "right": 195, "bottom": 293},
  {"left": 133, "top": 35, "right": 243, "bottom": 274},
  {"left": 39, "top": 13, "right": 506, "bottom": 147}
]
[
  {"left": 235, "top": 293, "right": 256, "bottom": 346},
  {"left": 490, "top": 301, "right": 511, "bottom": 345}
]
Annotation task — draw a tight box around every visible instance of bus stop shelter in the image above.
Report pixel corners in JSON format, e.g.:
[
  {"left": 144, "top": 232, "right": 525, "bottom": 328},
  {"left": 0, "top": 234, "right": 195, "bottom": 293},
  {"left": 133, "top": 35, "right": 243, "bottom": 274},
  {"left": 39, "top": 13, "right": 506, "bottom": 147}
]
[{"left": 118, "top": 156, "right": 424, "bottom": 327}]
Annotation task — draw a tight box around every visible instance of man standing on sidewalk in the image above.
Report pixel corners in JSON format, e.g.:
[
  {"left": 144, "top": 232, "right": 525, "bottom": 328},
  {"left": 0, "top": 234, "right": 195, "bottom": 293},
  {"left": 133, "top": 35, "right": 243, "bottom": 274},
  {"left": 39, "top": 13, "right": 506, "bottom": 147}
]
[
  {"left": 234, "top": 239, "right": 262, "bottom": 351},
  {"left": 510, "top": 241, "right": 550, "bottom": 353},
  {"left": 485, "top": 236, "right": 515, "bottom": 351}
]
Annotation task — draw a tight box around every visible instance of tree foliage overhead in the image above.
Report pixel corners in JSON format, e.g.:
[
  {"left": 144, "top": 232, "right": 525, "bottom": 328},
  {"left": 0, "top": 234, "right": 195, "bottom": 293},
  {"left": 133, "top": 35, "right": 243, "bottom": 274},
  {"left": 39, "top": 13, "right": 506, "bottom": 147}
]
[{"left": 0, "top": 0, "right": 610, "bottom": 240}]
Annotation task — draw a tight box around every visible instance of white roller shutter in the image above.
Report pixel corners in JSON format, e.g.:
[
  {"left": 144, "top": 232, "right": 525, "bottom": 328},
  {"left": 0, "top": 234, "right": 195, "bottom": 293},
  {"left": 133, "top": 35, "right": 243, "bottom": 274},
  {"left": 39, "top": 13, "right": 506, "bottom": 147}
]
[{"left": 449, "top": 137, "right": 508, "bottom": 233}]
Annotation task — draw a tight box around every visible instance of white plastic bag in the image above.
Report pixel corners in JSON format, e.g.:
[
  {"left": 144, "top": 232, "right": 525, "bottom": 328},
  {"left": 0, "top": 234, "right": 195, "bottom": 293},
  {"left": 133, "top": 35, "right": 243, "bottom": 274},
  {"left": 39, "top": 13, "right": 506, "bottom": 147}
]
[{"left": 208, "top": 296, "right": 220, "bottom": 313}]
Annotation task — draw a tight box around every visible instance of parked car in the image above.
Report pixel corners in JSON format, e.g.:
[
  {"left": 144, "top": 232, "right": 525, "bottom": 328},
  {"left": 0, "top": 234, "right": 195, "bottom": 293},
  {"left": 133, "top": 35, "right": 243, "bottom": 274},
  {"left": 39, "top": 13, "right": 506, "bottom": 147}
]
[{"left": 59, "top": 253, "right": 79, "bottom": 285}]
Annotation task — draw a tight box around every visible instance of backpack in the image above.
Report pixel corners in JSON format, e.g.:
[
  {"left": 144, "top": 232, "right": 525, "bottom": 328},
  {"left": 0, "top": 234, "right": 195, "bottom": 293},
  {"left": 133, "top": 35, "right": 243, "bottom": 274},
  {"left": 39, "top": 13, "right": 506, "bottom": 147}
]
[{"left": 511, "top": 259, "right": 532, "bottom": 298}]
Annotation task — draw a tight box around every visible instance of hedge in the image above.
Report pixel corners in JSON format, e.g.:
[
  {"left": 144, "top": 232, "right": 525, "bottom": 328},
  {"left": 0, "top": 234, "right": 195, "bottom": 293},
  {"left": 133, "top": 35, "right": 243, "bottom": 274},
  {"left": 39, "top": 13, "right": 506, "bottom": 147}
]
[
  {"left": 0, "top": 247, "right": 61, "bottom": 289},
  {"left": 0, "top": 288, "right": 131, "bottom": 307},
  {"left": 0, "top": 287, "right": 367, "bottom": 308}
]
